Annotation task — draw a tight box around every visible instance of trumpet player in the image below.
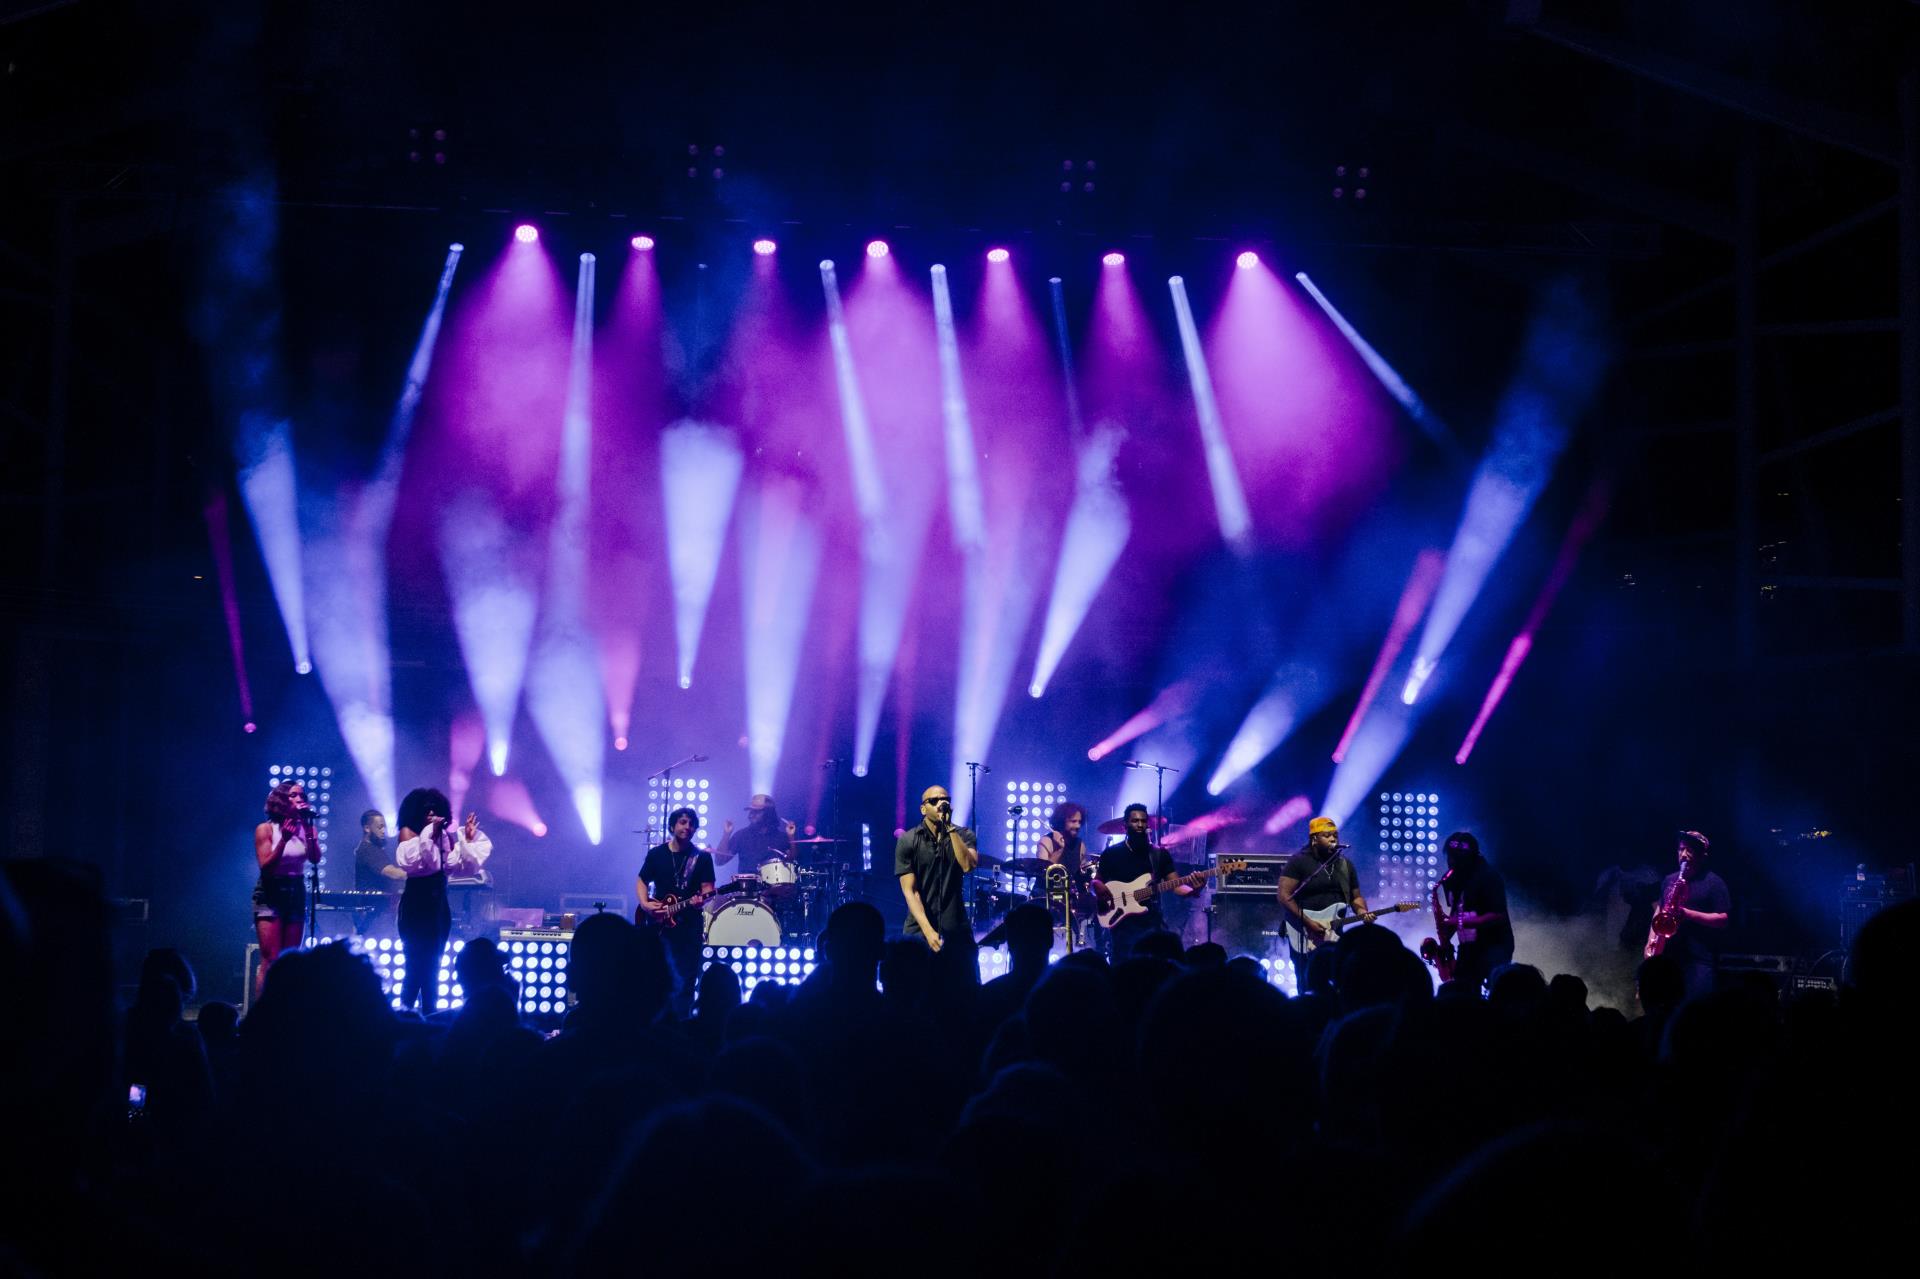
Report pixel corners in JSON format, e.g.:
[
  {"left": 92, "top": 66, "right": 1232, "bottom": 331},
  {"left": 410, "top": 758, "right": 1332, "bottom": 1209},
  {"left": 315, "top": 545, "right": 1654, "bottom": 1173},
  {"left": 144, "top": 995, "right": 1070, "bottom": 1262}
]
[{"left": 1645, "top": 830, "right": 1729, "bottom": 1000}]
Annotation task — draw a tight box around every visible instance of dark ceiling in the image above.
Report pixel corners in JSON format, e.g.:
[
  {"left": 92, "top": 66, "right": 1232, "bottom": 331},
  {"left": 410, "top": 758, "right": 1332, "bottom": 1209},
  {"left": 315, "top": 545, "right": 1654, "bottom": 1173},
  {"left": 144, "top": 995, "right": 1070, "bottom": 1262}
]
[{"left": 2, "top": 0, "right": 1915, "bottom": 659}]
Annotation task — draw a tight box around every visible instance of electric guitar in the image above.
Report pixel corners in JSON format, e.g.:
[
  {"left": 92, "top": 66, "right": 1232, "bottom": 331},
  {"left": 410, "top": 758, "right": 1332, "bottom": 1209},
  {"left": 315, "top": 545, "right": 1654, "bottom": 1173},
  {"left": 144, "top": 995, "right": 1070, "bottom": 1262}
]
[
  {"left": 634, "top": 880, "right": 747, "bottom": 929},
  {"left": 1283, "top": 901, "right": 1421, "bottom": 955},
  {"left": 1093, "top": 861, "right": 1248, "bottom": 929}
]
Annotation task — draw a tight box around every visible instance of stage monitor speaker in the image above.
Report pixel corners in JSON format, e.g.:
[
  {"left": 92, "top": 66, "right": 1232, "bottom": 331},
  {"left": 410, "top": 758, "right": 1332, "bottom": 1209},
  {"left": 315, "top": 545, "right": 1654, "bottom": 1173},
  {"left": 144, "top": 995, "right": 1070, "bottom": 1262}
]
[{"left": 1206, "top": 896, "right": 1282, "bottom": 960}]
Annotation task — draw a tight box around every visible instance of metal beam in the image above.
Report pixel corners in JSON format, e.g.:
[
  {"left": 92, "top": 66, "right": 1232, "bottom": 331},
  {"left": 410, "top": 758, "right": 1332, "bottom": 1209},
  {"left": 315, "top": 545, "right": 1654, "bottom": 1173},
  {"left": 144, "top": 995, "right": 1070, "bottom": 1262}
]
[
  {"left": 1760, "top": 318, "right": 1900, "bottom": 338},
  {"left": 1529, "top": 21, "right": 1900, "bottom": 166},
  {"left": 1735, "top": 132, "right": 1758, "bottom": 663},
  {"left": 1628, "top": 200, "right": 1897, "bottom": 331},
  {"left": 1441, "top": 122, "right": 1733, "bottom": 242},
  {"left": 1761, "top": 576, "right": 1903, "bottom": 592},
  {"left": 1630, "top": 321, "right": 1901, "bottom": 358},
  {"left": 1623, "top": 420, "right": 1733, "bottom": 439},
  {"left": 1903, "top": 70, "right": 1920, "bottom": 646},
  {"left": 1759, "top": 408, "right": 1899, "bottom": 464}
]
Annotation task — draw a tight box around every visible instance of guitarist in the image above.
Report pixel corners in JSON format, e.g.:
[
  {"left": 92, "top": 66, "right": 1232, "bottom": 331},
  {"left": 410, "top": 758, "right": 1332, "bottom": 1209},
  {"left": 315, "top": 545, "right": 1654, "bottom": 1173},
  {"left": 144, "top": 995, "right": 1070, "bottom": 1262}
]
[
  {"left": 1097, "top": 804, "right": 1194, "bottom": 962},
  {"left": 1277, "top": 816, "right": 1373, "bottom": 989},
  {"left": 1436, "top": 830, "right": 1513, "bottom": 992},
  {"left": 638, "top": 807, "right": 717, "bottom": 1017}
]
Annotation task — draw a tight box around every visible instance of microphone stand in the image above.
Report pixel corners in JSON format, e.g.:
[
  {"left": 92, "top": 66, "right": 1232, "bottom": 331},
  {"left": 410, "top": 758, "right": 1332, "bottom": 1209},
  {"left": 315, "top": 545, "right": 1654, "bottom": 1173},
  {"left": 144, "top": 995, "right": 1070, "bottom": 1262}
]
[
  {"left": 301, "top": 814, "right": 321, "bottom": 945},
  {"left": 1284, "top": 849, "right": 1354, "bottom": 985},
  {"left": 963, "top": 761, "right": 986, "bottom": 840},
  {"left": 1125, "top": 760, "right": 1181, "bottom": 853},
  {"left": 646, "top": 752, "right": 707, "bottom": 849}
]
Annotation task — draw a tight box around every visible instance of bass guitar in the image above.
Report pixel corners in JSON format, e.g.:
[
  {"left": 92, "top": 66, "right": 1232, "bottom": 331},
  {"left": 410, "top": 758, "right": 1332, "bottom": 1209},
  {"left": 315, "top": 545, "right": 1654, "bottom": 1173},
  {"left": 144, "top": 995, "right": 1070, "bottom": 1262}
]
[
  {"left": 1093, "top": 861, "right": 1248, "bottom": 930},
  {"left": 1283, "top": 901, "right": 1421, "bottom": 955},
  {"left": 635, "top": 880, "right": 747, "bottom": 929}
]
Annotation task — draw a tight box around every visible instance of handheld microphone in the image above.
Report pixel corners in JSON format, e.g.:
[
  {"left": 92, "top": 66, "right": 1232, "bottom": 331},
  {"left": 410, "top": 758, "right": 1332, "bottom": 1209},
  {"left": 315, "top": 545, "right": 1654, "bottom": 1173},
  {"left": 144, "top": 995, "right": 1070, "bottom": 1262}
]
[{"left": 1008, "top": 804, "right": 1025, "bottom": 816}]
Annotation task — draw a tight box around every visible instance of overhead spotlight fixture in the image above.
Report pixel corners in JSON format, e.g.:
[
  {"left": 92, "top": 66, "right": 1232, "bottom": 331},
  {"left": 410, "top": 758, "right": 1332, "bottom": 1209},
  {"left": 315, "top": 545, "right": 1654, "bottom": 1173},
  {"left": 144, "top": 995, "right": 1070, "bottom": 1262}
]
[
  {"left": 295, "top": 660, "right": 313, "bottom": 675},
  {"left": 580, "top": 252, "right": 595, "bottom": 264},
  {"left": 513, "top": 224, "right": 538, "bottom": 244},
  {"left": 1236, "top": 251, "right": 1259, "bottom": 270},
  {"left": 987, "top": 248, "right": 1010, "bottom": 263},
  {"left": 631, "top": 235, "right": 655, "bottom": 251},
  {"left": 752, "top": 238, "right": 777, "bottom": 256},
  {"left": 1102, "top": 252, "right": 1125, "bottom": 267},
  {"left": 866, "top": 240, "right": 890, "bottom": 259},
  {"left": 449, "top": 242, "right": 465, "bottom": 253}
]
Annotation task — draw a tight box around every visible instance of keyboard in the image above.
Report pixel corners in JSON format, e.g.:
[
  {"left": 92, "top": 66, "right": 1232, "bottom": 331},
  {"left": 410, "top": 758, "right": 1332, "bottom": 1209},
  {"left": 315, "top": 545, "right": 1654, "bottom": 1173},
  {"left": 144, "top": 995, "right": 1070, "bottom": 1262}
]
[{"left": 314, "top": 890, "right": 392, "bottom": 908}]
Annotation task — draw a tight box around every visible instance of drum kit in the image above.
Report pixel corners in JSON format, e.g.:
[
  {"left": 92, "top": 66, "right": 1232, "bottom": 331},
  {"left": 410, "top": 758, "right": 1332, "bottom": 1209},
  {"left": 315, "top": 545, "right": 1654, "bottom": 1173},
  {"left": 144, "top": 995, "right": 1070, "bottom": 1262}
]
[{"left": 703, "top": 835, "right": 849, "bottom": 948}]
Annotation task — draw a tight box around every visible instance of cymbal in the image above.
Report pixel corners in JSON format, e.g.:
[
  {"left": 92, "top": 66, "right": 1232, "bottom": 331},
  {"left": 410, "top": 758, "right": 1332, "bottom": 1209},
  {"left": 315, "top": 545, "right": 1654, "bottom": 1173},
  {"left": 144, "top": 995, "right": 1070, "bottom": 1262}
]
[
  {"left": 1095, "top": 814, "right": 1172, "bottom": 835},
  {"left": 972, "top": 851, "right": 1004, "bottom": 868},
  {"left": 790, "top": 836, "right": 844, "bottom": 845},
  {"left": 1001, "top": 857, "right": 1055, "bottom": 877}
]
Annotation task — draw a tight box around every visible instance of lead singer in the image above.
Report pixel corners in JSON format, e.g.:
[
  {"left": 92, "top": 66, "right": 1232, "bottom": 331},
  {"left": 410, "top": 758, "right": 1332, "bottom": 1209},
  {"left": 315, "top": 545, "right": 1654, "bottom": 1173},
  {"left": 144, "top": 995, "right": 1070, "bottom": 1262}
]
[
  {"left": 896, "top": 785, "right": 979, "bottom": 974},
  {"left": 394, "top": 787, "right": 491, "bottom": 1014}
]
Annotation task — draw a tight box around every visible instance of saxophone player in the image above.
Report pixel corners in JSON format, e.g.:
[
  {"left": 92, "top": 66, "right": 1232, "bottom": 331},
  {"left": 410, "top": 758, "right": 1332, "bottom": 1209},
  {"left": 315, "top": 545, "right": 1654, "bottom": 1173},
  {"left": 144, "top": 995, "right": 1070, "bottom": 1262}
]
[{"left": 1645, "top": 830, "right": 1729, "bottom": 1000}]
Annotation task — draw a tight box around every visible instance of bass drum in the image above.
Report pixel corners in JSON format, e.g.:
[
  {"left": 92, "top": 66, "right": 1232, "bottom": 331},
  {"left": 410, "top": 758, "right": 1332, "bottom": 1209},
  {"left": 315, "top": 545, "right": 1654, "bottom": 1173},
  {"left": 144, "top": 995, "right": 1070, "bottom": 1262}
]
[{"left": 703, "top": 897, "right": 783, "bottom": 948}]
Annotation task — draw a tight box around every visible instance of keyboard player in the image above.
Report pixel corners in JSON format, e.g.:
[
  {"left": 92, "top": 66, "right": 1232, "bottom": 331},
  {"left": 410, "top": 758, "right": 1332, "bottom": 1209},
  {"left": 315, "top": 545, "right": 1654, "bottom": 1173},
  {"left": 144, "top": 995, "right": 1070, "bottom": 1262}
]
[{"left": 353, "top": 808, "right": 404, "bottom": 933}]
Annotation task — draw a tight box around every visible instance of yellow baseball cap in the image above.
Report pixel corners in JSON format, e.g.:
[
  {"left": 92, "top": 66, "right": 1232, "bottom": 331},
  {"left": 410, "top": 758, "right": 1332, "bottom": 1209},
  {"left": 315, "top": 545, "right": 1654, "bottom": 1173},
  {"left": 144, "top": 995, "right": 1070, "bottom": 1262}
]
[{"left": 1308, "top": 816, "right": 1338, "bottom": 836}]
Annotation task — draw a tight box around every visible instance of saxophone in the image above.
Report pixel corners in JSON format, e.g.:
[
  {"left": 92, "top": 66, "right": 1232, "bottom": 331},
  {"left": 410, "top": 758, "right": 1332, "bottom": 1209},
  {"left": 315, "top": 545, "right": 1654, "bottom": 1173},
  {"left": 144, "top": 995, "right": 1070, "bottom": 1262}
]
[
  {"left": 1419, "top": 870, "right": 1457, "bottom": 982},
  {"left": 1644, "top": 873, "right": 1691, "bottom": 958}
]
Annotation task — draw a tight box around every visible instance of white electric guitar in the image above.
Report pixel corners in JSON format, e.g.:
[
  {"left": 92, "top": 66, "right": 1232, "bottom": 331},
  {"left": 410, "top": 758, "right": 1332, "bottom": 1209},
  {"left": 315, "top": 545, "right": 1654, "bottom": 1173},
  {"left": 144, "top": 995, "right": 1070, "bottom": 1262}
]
[
  {"left": 1283, "top": 901, "right": 1422, "bottom": 955},
  {"left": 1093, "top": 860, "right": 1248, "bottom": 930}
]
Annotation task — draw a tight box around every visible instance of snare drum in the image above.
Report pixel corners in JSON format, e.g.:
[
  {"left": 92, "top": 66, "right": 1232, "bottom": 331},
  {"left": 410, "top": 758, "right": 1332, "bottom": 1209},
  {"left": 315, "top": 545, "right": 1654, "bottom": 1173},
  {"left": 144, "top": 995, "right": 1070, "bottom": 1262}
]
[
  {"left": 704, "top": 897, "right": 783, "bottom": 947},
  {"left": 756, "top": 857, "right": 799, "bottom": 899}
]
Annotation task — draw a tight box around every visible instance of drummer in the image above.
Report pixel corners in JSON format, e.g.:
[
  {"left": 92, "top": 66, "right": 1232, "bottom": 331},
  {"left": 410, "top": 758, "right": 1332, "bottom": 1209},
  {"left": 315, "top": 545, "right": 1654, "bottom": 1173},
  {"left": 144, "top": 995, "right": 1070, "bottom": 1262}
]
[{"left": 716, "top": 793, "right": 798, "bottom": 893}]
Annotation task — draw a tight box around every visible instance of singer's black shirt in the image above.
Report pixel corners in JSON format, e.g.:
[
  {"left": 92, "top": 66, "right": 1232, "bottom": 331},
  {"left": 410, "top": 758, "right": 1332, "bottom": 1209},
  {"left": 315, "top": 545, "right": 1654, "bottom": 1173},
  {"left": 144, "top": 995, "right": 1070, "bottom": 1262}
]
[
  {"left": 1281, "top": 849, "right": 1360, "bottom": 913},
  {"left": 895, "top": 824, "right": 976, "bottom": 938}
]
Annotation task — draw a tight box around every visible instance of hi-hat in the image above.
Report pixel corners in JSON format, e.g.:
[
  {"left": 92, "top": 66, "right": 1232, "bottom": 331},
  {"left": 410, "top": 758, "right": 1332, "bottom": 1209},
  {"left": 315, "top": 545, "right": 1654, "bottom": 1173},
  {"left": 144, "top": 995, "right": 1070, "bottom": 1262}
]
[{"left": 1095, "top": 813, "right": 1172, "bottom": 835}]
